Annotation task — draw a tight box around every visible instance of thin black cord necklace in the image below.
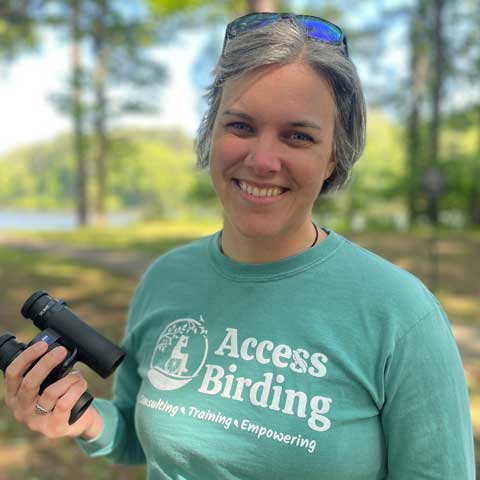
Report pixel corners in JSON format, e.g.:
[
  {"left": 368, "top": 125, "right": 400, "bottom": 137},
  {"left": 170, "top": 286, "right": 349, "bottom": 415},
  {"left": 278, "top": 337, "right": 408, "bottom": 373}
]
[
  {"left": 219, "top": 222, "right": 319, "bottom": 254},
  {"left": 310, "top": 222, "right": 319, "bottom": 248}
]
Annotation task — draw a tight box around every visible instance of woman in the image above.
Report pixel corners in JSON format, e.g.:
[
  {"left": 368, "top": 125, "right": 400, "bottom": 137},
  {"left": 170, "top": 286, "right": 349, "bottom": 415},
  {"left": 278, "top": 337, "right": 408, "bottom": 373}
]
[{"left": 3, "top": 12, "right": 475, "bottom": 479}]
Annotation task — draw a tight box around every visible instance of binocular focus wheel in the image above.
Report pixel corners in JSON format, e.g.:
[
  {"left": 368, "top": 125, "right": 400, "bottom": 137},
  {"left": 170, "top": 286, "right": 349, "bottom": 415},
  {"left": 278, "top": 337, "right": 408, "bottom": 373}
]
[{"left": 69, "top": 391, "right": 94, "bottom": 425}]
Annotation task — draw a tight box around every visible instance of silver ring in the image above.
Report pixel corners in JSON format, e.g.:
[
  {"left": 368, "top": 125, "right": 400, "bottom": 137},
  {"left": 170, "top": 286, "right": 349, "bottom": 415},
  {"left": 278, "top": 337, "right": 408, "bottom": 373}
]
[{"left": 34, "top": 403, "right": 51, "bottom": 415}]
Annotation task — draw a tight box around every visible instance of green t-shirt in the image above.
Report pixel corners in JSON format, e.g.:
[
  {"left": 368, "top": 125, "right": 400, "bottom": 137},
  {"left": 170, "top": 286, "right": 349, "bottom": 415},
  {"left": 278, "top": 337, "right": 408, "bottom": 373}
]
[{"left": 77, "top": 229, "right": 475, "bottom": 479}]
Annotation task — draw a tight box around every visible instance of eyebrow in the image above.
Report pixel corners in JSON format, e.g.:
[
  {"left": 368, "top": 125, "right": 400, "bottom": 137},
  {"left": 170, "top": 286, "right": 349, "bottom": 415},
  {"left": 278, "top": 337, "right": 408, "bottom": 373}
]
[{"left": 223, "top": 110, "right": 323, "bottom": 131}]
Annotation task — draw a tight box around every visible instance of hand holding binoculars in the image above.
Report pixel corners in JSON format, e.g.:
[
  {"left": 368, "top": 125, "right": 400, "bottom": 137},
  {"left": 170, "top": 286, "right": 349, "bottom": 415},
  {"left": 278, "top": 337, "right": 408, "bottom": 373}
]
[{"left": 0, "top": 290, "right": 125, "bottom": 424}]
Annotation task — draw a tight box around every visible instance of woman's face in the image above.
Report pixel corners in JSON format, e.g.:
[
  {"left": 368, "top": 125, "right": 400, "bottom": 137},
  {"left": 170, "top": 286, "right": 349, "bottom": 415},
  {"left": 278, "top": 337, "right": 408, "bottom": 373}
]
[{"left": 209, "top": 62, "right": 336, "bottom": 243}]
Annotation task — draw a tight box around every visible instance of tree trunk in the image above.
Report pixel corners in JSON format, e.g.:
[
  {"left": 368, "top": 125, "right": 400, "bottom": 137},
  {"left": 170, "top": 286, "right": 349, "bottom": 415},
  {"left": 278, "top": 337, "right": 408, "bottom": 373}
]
[
  {"left": 469, "top": 104, "right": 480, "bottom": 226},
  {"left": 93, "top": 0, "right": 109, "bottom": 227},
  {"left": 406, "top": 1, "right": 428, "bottom": 228},
  {"left": 428, "top": 0, "right": 446, "bottom": 224},
  {"left": 71, "top": 0, "right": 88, "bottom": 227},
  {"left": 246, "top": 0, "right": 278, "bottom": 12}
]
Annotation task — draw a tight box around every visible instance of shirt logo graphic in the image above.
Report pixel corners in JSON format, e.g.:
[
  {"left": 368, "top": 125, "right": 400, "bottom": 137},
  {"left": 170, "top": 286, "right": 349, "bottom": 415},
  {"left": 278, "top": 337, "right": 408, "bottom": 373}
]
[{"left": 148, "top": 317, "right": 208, "bottom": 391}]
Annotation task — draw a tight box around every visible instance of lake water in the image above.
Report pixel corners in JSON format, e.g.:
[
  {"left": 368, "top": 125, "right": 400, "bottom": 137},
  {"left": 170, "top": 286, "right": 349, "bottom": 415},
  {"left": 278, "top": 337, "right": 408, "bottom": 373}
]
[{"left": 0, "top": 210, "right": 142, "bottom": 230}]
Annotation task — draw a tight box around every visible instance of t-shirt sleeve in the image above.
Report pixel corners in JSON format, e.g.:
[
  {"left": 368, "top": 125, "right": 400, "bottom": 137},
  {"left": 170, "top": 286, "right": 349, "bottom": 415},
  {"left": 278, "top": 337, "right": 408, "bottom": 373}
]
[
  {"left": 75, "top": 284, "right": 146, "bottom": 465},
  {"left": 381, "top": 300, "right": 475, "bottom": 479}
]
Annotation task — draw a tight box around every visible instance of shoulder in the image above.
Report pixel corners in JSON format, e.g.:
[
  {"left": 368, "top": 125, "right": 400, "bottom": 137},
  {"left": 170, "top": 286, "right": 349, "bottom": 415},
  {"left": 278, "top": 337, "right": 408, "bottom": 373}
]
[
  {"left": 142, "top": 233, "right": 213, "bottom": 279},
  {"left": 332, "top": 232, "right": 442, "bottom": 335},
  {"left": 133, "top": 233, "right": 215, "bottom": 298},
  {"left": 124, "top": 233, "right": 215, "bottom": 331}
]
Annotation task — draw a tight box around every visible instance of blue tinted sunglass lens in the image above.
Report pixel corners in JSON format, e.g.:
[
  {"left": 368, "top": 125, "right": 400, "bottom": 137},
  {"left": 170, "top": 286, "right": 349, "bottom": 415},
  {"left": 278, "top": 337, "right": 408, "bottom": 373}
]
[
  {"left": 299, "top": 19, "right": 342, "bottom": 43},
  {"left": 225, "top": 14, "right": 346, "bottom": 56}
]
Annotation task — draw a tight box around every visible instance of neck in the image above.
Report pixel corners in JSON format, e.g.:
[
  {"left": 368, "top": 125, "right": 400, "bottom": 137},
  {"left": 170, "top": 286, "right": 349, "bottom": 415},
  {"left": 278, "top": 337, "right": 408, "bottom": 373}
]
[{"left": 220, "top": 218, "right": 325, "bottom": 264}]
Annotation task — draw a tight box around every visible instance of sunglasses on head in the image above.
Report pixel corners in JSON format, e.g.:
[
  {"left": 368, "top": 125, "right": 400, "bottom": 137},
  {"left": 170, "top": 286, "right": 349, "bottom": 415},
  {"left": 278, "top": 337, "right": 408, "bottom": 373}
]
[{"left": 222, "top": 12, "right": 349, "bottom": 58}]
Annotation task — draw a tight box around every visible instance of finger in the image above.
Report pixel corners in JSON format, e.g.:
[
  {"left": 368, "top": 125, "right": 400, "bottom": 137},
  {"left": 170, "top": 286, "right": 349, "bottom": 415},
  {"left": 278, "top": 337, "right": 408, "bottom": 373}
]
[
  {"left": 16, "top": 346, "right": 67, "bottom": 408},
  {"left": 35, "top": 371, "right": 83, "bottom": 413},
  {"left": 49, "top": 376, "right": 88, "bottom": 426},
  {"left": 4, "top": 341, "right": 48, "bottom": 401}
]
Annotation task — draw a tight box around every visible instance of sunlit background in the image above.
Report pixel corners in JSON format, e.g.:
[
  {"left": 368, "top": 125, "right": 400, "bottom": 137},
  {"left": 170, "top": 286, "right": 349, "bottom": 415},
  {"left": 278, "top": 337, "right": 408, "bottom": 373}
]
[{"left": 0, "top": 0, "right": 479, "bottom": 478}]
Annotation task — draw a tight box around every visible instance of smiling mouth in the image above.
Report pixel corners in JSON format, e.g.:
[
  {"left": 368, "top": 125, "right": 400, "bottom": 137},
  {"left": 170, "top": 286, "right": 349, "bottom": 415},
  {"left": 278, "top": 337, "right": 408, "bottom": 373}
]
[{"left": 234, "top": 179, "right": 289, "bottom": 198}]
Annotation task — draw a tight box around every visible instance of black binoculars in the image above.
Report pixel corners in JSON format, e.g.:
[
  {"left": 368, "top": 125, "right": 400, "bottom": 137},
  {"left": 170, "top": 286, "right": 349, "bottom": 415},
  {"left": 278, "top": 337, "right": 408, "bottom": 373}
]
[{"left": 0, "top": 290, "right": 125, "bottom": 424}]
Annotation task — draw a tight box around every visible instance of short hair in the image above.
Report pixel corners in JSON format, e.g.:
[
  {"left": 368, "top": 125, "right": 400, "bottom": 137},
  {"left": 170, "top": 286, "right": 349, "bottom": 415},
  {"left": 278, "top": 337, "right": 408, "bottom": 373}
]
[{"left": 194, "top": 18, "right": 367, "bottom": 194}]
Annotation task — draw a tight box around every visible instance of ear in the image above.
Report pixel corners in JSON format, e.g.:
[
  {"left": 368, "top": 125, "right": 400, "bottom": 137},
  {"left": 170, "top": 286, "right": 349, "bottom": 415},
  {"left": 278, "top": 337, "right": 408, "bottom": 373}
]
[{"left": 325, "top": 149, "right": 336, "bottom": 180}]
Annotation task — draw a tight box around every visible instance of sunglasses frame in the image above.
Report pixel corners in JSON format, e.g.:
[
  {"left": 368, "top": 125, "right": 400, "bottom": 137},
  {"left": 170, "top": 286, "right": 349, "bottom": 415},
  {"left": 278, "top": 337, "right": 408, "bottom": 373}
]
[{"left": 222, "top": 12, "right": 349, "bottom": 58}]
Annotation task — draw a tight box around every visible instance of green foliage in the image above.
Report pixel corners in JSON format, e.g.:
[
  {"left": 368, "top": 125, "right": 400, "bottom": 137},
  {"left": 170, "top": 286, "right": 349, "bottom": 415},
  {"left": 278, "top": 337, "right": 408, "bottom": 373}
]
[
  {"left": 0, "top": 128, "right": 200, "bottom": 216},
  {"left": 314, "top": 110, "right": 406, "bottom": 225},
  {"left": 187, "top": 169, "right": 221, "bottom": 213},
  {"left": 107, "top": 129, "right": 196, "bottom": 216},
  {"left": 351, "top": 110, "right": 406, "bottom": 205},
  {"left": 146, "top": 0, "right": 248, "bottom": 18},
  {"left": 439, "top": 119, "right": 479, "bottom": 216},
  {"left": 147, "top": 0, "right": 206, "bottom": 15},
  {"left": 0, "top": 136, "right": 77, "bottom": 209},
  {"left": 0, "top": 0, "right": 40, "bottom": 64}
]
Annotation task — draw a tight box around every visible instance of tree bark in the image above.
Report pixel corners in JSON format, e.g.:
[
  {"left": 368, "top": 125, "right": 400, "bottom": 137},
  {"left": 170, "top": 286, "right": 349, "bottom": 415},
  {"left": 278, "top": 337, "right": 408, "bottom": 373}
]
[
  {"left": 92, "top": 0, "right": 108, "bottom": 227},
  {"left": 428, "top": 0, "right": 446, "bottom": 224},
  {"left": 469, "top": 104, "right": 480, "bottom": 226},
  {"left": 429, "top": 0, "right": 445, "bottom": 167},
  {"left": 246, "top": 0, "right": 278, "bottom": 13},
  {"left": 406, "top": 1, "right": 428, "bottom": 228},
  {"left": 71, "top": 0, "right": 88, "bottom": 227}
]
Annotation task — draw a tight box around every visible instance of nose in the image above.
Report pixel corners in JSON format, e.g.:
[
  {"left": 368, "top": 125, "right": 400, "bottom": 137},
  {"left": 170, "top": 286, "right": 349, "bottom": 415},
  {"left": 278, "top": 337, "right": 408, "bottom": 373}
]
[{"left": 244, "top": 133, "right": 282, "bottom": 175}]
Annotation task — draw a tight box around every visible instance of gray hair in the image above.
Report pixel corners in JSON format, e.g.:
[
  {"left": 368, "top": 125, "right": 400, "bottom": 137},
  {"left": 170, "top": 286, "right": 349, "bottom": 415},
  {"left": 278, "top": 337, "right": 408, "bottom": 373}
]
[{"left": 194, "top": 18, "right": 366, "bottom": 194}]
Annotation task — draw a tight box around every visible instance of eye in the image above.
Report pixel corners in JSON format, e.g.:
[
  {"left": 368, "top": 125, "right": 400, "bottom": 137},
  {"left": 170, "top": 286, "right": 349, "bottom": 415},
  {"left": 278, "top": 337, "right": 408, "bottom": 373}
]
[
  {"left": 288, "top": 131, "right": 315, "bottom": 143},
  {"left": 225, "top": 122, "right": 253, "bottom": 135},
  {"left": 223, "top": 122, "right": 315, "bottom": 144}
]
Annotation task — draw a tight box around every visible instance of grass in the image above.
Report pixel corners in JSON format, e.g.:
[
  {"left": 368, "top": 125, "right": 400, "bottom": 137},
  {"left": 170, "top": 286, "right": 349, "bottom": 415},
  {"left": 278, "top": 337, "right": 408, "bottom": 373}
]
[
  {"left": 349, "top": 229, "right": 480, "bottom": 326},
  {"left": 2, "top": 218, "right": 223, "bottom": 254},
  {"left": 9, "top": 220, "right": 479, "bottom": 327},
  {"left": 0, "top": 221, "right": 479, "bottom": 477},
  {"left": 0, "top": 248, "right": 145, "bottom": 480}
]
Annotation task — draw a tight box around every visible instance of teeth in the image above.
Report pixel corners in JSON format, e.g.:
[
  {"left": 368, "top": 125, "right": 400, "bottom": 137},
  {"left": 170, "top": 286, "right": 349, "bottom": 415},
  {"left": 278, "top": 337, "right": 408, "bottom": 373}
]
[{"left": 238, "top": 180, "right": 284, "bottom": 197}]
